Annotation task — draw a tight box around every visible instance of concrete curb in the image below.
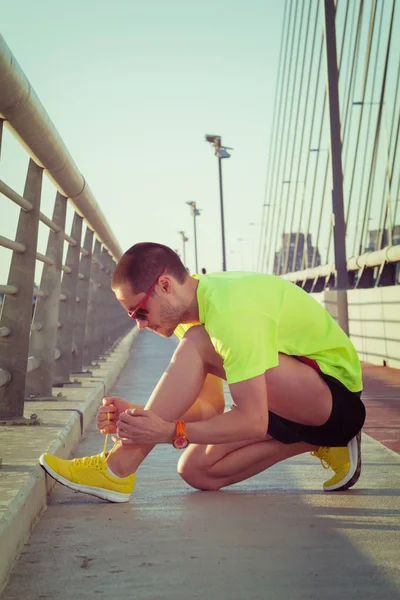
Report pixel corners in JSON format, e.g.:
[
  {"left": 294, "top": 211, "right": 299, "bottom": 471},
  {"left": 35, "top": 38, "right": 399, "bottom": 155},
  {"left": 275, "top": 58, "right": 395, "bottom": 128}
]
[{"left": 0, "top": 326, "right": 138, "bottom": 594}]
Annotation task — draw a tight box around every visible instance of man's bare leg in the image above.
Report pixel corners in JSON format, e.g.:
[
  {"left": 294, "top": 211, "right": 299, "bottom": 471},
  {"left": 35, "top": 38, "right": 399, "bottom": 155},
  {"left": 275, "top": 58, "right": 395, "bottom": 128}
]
[
  {"left": 174, "top": 329, "right": 331, "bottom": 490},
  {"left": 107, "top": 372, "right": 224, "bottom": 476},
  {"left": 178, "top": 438, "right": 317, "bottom": 491},
  {"left": 108, "top": 325, "right": 331, "bottom": 482}
]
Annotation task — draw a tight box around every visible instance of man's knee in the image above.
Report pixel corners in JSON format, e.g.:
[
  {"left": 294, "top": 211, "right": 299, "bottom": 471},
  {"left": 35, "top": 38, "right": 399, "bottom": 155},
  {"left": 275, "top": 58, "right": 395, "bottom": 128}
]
[{"left": 177, "top": 449, "right": 222, "bottom": 491}]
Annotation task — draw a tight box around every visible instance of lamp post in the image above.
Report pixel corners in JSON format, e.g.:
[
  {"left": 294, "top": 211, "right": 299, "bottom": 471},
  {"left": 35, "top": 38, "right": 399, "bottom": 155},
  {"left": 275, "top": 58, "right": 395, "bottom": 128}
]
[
  {"left": 205, "top": 134, "right": 233, "bottom": 271},
  {"left": 186, "top": 202, "right": 201, "bottom": 273},
  {"left": 177, "top": 230, "right": 189, "bottom": 266}
]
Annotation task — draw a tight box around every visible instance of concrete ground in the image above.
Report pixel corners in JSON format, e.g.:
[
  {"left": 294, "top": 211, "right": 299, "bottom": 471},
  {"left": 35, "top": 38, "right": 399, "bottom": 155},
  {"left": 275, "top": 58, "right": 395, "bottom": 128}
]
[{"left": 1, "top": 331, "right": 400, "bottom": 600}]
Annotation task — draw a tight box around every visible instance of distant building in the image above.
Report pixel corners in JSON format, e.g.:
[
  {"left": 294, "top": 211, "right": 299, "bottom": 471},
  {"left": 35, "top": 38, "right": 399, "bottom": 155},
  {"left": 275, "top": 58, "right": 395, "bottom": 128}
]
[
  {"left": 365, "top": 226, "right": 400, "bottom": 252},
  {"left": 273, "top": 232, "right": 321, "bottom": 275}
]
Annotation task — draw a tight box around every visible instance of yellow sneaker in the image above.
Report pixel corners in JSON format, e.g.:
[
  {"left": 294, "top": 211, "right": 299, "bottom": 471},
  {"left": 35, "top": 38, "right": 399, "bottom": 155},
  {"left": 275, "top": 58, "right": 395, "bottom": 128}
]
[
  {"left": 39, "top": 451, "right": 135, "bottom": 503},
  {"left": 311, "top": 431, "right": 362, "bottom": 492}
]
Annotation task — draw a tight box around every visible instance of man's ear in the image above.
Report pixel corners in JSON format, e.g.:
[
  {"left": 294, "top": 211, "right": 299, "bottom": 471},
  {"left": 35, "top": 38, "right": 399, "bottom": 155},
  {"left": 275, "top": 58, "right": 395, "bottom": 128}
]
[{"left": 159, "top": 275, "right": 172, "bottom": 293}]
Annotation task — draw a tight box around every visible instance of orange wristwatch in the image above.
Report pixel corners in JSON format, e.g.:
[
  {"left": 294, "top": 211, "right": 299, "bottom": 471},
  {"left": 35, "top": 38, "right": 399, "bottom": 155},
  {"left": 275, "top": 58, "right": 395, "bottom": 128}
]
[{"left": 172, "top": 420, "right": 189, "bottom": 449}]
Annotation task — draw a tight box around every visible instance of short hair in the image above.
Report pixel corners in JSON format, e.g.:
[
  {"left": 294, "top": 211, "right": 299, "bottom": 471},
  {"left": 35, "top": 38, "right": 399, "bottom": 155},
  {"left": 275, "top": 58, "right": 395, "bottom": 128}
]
[{"left": 112, "top": 242, "right": 189, "bottom": 292}]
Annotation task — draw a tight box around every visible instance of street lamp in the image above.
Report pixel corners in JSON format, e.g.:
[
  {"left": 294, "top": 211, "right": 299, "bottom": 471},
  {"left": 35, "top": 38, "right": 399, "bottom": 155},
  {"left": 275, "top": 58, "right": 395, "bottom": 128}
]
[
  {"left": 186, "top": 201, "right": 201, "bottom": 273},
  {"left": 205, "top": 134, "right": 233, "bottom": 271},
  {"left": 177, "top": 230, "right": 189, "bottom": 266}
]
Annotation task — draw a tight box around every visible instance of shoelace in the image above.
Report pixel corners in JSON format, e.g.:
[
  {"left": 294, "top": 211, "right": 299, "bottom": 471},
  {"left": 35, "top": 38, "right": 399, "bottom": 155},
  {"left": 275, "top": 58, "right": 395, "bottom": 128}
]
[
  {"left": 310, "top": 447, "right": 330, "bottom": 470},
  {"left": 103, "top": 412, "right": 119, "bottom": 465},
  {"left": 70, "top": 414, "right": 121, "bottom": 472},
  {"left": 73, "top": 414, "right": 120, "bottom": 469},
  {"left": 74, "top": 454, "right": 104, "bottom": 468}
]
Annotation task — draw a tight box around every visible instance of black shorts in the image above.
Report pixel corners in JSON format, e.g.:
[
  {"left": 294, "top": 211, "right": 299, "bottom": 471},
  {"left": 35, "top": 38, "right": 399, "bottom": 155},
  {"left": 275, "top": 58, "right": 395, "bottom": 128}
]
[{"left": 267, "top": 371, "right": 366, "bottom": 447}]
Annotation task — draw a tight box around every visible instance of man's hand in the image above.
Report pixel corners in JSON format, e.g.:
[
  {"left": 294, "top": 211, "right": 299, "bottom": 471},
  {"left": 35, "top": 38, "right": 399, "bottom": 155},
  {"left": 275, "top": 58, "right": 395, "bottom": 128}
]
[
  {"left": 115, "top": 409, "right": 175, "bottom": 446},
  {"left": 97, "top": 397, "right": 143, "bottom": 434}
]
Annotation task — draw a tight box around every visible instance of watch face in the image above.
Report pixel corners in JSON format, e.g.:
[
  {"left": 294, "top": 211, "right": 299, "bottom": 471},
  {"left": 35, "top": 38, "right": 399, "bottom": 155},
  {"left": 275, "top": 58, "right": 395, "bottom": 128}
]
[{"left": 173, "top": 436, "right": 189, "bottom": 449}]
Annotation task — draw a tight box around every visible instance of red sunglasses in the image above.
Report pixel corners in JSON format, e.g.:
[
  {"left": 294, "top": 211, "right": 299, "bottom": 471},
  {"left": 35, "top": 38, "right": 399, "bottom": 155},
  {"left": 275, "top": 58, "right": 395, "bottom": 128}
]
[{"left": 128, "top": 267, "right": 167, "bottom": 321}]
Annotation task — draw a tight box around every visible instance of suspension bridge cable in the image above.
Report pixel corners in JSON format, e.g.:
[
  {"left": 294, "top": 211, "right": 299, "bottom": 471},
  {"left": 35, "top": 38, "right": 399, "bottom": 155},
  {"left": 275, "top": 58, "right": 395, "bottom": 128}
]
[
  {"left": 343, "top": 0, "right": 365, "bottom": 226},
  {"left": 388, "top": 58, "right": 400, "bottom": 231},
  {"left": 282, "top": 0, "right": 315, "bottom": 274},
  {"left": 265, "top": 1, "right": 299, "bottom": 273},
  {"left": 289, "top": 1, "right": 321, "bottom": 273},
  {"left": 344, "top": 0, "right": 378, "bottom": 256},
  {"left": 278, "top": 1, "right": 310, "bottom": 275},
  {"left": 372, "top": 0, "right": 397, "bottom": 250},
  {"left": 269, "top": 2, "right": 303, "bottom": 274},
  {"left": 260, "top": 0, "right": 294, "bottom": 272},
  {"left": 392, "top": 110, "right": 400, "bottom": 229},
  {"left": 257, "top": 0, "right": 288, "bottom": 270}
]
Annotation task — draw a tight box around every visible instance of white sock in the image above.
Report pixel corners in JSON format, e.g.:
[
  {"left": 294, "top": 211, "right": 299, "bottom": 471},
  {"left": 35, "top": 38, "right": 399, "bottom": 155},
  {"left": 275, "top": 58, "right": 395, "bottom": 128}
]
[{"left": 106, "top": 465, "right": 122, "bottom": 478}]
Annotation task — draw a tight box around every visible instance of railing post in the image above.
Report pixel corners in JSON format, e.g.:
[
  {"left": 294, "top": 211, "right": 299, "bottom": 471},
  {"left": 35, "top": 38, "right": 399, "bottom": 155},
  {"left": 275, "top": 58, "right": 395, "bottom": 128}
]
[
  {"left": 92, "top": 239, "right": 103, "bottom": 362},
  {"left": 105, "top": 253, "right": 116, "bottom": 350},
  {"left": 83, "top": 239, "right": 101, "bottom": 366},
  {"left": 0, "top": 159, "right": 43, "bottom": 420},
  {"left": 25, "top": 192, "right": 68, "bottom": 398},
  {"left": 71, "top": 227, "right": 93, "bottom": 374},
  {"left": 54, "top": 213, "right": 83, "bottom": 384},
  {"left": 98, "top": 246, "right": 110, "bottom": 358}
]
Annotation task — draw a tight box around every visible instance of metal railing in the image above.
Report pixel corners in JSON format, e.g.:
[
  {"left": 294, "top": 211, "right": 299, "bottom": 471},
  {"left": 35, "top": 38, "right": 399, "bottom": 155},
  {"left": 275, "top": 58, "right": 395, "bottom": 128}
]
[
  {"left": 0, "top": 34, "right": 133, "bottom": 423},
  {"left": 282, "top": 243, "right": 400, "bottom": 292}
]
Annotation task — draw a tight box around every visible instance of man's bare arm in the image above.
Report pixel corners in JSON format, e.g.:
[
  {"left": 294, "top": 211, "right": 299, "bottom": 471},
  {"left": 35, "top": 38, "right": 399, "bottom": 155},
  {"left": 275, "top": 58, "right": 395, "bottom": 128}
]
[
  {"left": 184, "top": 374, "right": 269, "bottom": 444},
  {"left": 117, "top": 374, "right": 269, "bottom": 446}
]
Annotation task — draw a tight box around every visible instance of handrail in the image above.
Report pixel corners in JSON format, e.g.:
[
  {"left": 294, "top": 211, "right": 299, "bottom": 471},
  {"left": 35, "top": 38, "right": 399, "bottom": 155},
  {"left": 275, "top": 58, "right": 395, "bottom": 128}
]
[
  {"left": 0, "top": 33, "right": 122, "bottom": 261},
  {"left": 0, "top": 36, "right": 133, "bottom": 422},
  {"left": 282, "top": 244, "right": 400, "bottom": 283}
]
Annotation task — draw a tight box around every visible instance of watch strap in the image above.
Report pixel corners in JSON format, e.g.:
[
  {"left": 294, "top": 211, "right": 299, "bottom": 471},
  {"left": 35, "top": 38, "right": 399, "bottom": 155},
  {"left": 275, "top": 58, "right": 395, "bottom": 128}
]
[
  {"left": 175, "top": 420, "right": 187, "bottom": 438},
  {"left": 172, "top": 420, "right": 189, "bottom": 447}
]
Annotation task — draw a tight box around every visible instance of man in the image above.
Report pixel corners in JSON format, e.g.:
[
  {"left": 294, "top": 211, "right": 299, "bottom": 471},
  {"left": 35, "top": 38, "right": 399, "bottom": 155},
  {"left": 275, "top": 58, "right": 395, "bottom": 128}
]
[{"left": 40, "top": 242, "right": 366, "bottom": 503}]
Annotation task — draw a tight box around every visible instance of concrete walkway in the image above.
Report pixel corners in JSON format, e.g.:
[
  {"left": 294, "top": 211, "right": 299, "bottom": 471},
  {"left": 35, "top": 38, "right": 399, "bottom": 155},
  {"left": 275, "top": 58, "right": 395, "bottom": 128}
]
[{"left": 1, "top": 331, "right": 400, "bottom": 600}]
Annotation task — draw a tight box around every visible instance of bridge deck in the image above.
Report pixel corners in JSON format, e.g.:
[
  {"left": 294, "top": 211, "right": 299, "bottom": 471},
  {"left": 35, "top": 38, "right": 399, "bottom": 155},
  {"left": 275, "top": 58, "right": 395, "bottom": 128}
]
[{"left": 2, "top": 331, "right": 400, "bottom": 600}]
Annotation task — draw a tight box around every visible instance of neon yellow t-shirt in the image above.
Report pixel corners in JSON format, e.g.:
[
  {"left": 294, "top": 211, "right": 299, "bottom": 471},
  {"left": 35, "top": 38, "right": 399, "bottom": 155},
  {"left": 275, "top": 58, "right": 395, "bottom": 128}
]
[{"left": 175, "top": 272, "right": 362, "bottom": 391}]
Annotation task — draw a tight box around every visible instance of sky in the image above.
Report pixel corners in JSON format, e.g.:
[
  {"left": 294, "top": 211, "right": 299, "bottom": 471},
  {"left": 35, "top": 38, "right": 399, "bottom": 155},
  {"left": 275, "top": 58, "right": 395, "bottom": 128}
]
[{"left": 0, "top": 0, "right": 285, "bottom": 280}]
